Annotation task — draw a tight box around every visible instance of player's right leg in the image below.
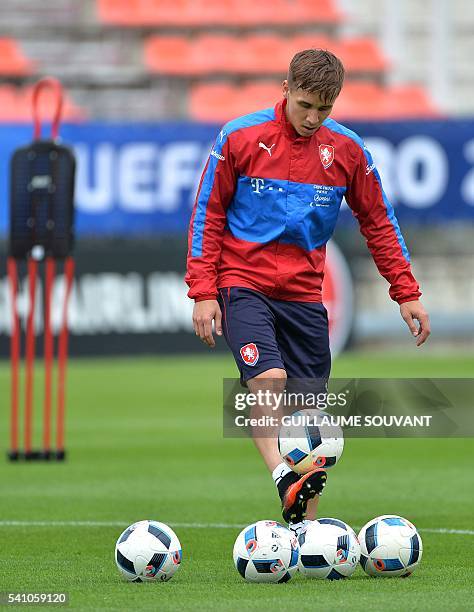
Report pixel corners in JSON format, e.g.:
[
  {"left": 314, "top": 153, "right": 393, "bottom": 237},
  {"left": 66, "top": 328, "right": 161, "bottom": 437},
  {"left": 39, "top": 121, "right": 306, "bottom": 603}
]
[
  {"left": 246, "top": 369, "right": 327, "bottom": 523},
  {"left": 245, "top": 367, "right": 287, "bottom": 473}
]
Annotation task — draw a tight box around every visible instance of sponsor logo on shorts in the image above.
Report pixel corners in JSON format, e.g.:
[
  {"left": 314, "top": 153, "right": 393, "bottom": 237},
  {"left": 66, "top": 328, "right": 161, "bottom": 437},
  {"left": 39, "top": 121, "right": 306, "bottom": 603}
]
[{"left": 240, "top": 342, "right": 259, "bottom": 366}]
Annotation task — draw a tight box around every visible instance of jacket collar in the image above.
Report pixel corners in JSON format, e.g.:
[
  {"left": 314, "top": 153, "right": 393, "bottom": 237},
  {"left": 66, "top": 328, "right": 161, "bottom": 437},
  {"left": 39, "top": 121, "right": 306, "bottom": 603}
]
[
  {"left": 275, "top": 98, "right": 316, "bottom": 142},
  {"left": 275, "top": 98, "right": 299, "bottom": 140}
]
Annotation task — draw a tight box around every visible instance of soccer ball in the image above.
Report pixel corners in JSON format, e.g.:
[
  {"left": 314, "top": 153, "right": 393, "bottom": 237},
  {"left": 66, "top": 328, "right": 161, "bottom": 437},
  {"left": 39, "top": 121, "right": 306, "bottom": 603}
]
[
  {"left": 233, "top": 520, "right": 299, "bottom": 583},
  {"left": 115, "top": 520, "right": 182, "bottom": 582},
  {"left": 298, "top": 517, "right": 360, "bottom": 579},
  {"left": 358, "top": 515, "right": 423, "bottom": 577},
  {"left": 278, "top": 409, "right": 344, "bottom": 474}
]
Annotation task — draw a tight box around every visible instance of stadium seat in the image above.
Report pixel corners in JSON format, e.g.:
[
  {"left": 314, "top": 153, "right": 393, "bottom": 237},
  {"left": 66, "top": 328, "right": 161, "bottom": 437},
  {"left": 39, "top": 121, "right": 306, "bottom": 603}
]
[
  {"left": 338, "top": 38, "right": 388, "bottom": 74},
  {"left": 190, "top": 81, "right": 283, "bottom": 122},
  {"left": 332, "top": 82, "right": 385, "bottom": 120},
  {"left": 97, "top": 0, "right": 191, "bottom": 26},
  {"left": 0, "top": 85, "right": 86, "bottom": 122},
  {"left": 188, "top": 82, "right": 237, "bottom": 122},
  {"left": 145, "top": 33, "right": 326, "bottom": 76},
  {"left": 381, "top": 85, "right": 440, "bottom": 119},
  {"left": 191, "top": 35, "right": 242, "bottom": 74},
  {"left": 144, "top": 36, "right": 192, "bottom": 75},
  {"left": 289, "top": 36, "right": 387, "bottom": 75},
  {"left": 145, "top": 34, "right": 241, "bottom": 75},
  {"left": 190, "top": 0, "right": 233, "bottom": 26},
  {"left": 98, "top": 0, "right": 341, "bottom": 27},
  {"left": 292, "top": 0, "right": 342, "bottom": 24},
  {"left": 0, "top": 38, "right": 35, "bottom": 76},
  {"left": 145, "top": 33, "right": 388, "bottom": 77},
  {"left": 146, "top": 34, "right": 289, "bottom": 76},
  {"left": 190, "top": 80, "right": 439, "bottom": 123},
  {"left": 225, "top": 0, "right": 341, "bottom": 26},
  {"left": 240, "top": 81, "right": 284, "bottom": 108},
  {"left": 287, "top": 34, "right": 332, "bottom": 57},
  {"left": 235, "top": 35, "right": 291, "bottom": 75},
  {"left": 332, "top": 82, "right": 439, "bottom": 120},
  {"left": 0, "top": 85, "right": 21, "bottom": 121}
]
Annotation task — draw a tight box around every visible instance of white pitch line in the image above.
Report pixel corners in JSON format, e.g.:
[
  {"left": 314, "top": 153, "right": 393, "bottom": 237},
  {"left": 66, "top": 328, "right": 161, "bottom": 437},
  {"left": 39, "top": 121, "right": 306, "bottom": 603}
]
[
  {"left": 419, "top": 528, "right": 474, "bottom": 535},
  {"left": 0, "top": 521, "right": 245, "bottom": 529},
  {"left": 0, "top": 521, "right": 472, "bottom": 535}
]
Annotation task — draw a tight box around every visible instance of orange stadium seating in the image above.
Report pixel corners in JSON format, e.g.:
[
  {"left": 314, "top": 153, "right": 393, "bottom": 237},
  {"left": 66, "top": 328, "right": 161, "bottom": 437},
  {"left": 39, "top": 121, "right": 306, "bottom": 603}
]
[
  {"left": 333, "top": 82, "right": 440, "bottom": 120},
  {"left": 0, "top": 85, "right": 86, "bottom": 122},
  {"left": 240, "top": 80, "right": 285, "bottom": 108},
  {"left": 188, "top": 82, "right": 237, "bottom": 120},
  {"left": 189, "top": 80, "right": 439, "bottom": 122},
  {"left": 0, "top": 1, "right": 437, "bottom": 122},
  {"left": 338, "top": 38, "right": 388, "bottom": 73},
  {"left": 143, "top": 36, "right": 193, "bottom": 75},
  {"left": 191, "top": 35, "right": 241, "bottom": 73},
  {"left": 235, "top": 34, "right": 293, "bottom": 74},
  {"left": 378, "top": 85, "right": 440, "bottom": 119},
  {"left": 144, "top": 34, "right": 386, "bottom": 76},
  {"left": 189, "top": 80, "right": 284, "bottom": 122},
  {"left": 98, "top": 0, "right": 341, "bottom": 27},
  {"left": 0, "top": 38, "right": 35, "bottom": 76}
]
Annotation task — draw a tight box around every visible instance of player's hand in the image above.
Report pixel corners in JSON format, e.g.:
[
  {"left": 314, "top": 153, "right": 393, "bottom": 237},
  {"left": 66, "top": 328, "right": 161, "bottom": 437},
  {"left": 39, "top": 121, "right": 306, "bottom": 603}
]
[
  {"left": 400, "top": 300, "right": 431, "bottom": 346},
  {"left": 192, "top": 300, "right": 222, "bottom": 348}
]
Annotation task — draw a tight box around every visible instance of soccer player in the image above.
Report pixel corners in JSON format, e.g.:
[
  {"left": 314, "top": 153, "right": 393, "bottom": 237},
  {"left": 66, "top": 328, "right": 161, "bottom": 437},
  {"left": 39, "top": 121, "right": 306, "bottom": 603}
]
[{"left": 185, "top": 49, "right": 430, "bottom": 529}]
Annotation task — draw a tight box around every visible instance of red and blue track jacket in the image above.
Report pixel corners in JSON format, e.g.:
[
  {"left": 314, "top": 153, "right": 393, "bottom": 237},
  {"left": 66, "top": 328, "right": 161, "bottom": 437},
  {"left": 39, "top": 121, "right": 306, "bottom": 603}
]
[{"left": 186, "top": 99, "right": 421, "bottom": 304}]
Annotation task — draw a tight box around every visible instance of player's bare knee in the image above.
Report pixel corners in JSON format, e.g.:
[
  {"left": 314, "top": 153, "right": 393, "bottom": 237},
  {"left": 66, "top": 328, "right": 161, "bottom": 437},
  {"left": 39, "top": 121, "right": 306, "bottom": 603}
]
[
  {"left": 247, "top": 368, "right": 287, "bottom": 395},
  {"left": 253, "top": 367, "right": 287, "bottom": 380}
]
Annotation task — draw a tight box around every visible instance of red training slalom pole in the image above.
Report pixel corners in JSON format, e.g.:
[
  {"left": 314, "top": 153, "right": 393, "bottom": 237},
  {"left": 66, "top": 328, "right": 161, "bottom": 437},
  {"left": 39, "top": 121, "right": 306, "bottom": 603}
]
[
  {"left": 56, "top": 256, "right": 74, "bottom": 459},
  {"left": 7, "top": 257, "right": 20, "bottom": 459},
  {"left": 24, "top": 258, "right": 38, "bottom": 457},
  {"left": 43, "top": 257, "right": 56, "bottom": 456}
]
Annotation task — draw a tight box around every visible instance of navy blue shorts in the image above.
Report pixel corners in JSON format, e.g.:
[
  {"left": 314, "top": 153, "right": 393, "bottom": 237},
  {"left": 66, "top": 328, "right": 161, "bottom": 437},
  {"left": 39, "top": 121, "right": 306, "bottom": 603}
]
[{"left": 217, "top": 287, "right": 331, "bottom": 383}]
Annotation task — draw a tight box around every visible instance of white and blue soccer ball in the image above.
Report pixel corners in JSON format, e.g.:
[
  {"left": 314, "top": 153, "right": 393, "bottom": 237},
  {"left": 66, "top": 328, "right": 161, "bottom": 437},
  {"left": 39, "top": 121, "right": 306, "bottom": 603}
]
[
  {"left": 298, "top": 517, "right": 360, "bottom": 579},
  {"left": 233, "top": 520, "right": 299, "bottom": 583},
  {"left": 358, "top": 515, "right": 423, "bottom": 577},
  {"left": 115, "top": 520, "right": 182, "bottom": 582},
  {"left": 278, "top": 409, "right": 344, "bottom": 475}
]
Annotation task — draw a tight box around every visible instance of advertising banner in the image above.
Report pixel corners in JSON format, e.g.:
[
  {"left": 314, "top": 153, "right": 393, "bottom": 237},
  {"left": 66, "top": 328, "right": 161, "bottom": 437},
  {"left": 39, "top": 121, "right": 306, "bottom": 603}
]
[
  {"left": 0, "top": 238, "right": 353, "bottom": 357},
  {"left": 1, "top": 119, "right": 473, "bottom": 238}
]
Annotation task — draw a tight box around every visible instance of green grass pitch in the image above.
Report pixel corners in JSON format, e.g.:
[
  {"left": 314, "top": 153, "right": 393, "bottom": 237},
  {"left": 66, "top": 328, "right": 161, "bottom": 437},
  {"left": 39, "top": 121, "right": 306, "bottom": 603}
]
[{"left": 0, "top": 352, "right": 473, "bottom": 611}]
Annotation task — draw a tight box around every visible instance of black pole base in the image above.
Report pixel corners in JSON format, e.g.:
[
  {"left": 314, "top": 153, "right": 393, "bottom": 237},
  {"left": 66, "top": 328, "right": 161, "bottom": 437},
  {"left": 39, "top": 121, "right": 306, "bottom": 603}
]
[{"left": 7, "top": 449, "right": 67, "bottom": 461}]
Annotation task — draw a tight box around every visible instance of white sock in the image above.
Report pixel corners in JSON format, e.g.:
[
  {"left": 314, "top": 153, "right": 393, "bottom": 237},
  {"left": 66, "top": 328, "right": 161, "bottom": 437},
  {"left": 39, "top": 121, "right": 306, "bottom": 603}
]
[{"left": 272, "top": 462, "right": 292, "bottom": 487}]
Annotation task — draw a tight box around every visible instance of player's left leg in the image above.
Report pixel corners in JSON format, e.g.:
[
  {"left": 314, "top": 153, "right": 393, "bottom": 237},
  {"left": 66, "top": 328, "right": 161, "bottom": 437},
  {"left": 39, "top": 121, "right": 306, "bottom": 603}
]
[{"left": 273, "top": 299, "right": 332, "bottom": 522}]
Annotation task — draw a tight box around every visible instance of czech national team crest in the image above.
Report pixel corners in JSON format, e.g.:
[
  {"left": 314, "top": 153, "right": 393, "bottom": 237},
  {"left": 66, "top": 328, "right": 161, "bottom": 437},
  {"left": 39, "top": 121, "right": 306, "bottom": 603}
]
[
  {"left": 319, "top": 144, "right": 335, "bottom": 169},
  {"left": 240, "top": 343, "right": 259, "bottom": 366}
]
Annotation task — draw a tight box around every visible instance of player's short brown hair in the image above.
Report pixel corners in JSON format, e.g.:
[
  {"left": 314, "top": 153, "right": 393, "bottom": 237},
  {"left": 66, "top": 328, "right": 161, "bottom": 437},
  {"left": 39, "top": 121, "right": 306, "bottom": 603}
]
[{"left": 288, "top": 49, "right": 345, "bottom": 103}]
